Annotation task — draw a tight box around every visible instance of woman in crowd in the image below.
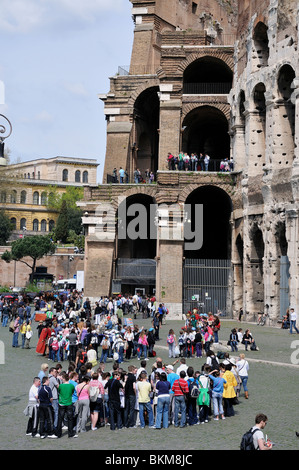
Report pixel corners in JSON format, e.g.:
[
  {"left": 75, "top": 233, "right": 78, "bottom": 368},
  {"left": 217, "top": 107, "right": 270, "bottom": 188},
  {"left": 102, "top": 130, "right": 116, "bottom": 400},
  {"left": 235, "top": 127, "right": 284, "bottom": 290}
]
[
  {"left": 236, "top": 353, "right": 250, "bottom": 399},
  {"left": 75, "top": 375, "right": 91, "bottom": 433},
  {"left": 154, "top": 371, "right": 171, "bottom": 429},
  {"left": 222, "top": 363, "right": 238, "bottom": 417}
]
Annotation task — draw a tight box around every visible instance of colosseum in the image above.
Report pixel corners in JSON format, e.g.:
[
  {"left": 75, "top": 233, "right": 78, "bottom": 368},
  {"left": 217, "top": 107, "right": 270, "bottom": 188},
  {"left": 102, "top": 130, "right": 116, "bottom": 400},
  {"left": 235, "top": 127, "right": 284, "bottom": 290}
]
[{"left": 79, "top": 0, "right": 299, "bottom": 322}]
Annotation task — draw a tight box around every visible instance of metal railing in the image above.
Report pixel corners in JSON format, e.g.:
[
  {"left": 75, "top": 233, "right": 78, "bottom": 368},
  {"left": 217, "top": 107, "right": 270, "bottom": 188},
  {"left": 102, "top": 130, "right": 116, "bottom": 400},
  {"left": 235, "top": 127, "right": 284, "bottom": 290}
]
[{"left": 183, "top": 82, "right": 232, "bottom": 95}]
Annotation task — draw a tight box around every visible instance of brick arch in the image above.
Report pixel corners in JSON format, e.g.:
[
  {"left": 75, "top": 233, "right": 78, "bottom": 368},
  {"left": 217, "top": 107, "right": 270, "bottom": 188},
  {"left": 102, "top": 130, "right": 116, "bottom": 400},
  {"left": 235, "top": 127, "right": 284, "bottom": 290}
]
[
  {"left": 127, "top": 79, "right": 161, "bottom": 109},
  {"left": 176, "top": 51, "right": 234, "bottom": 76},
  {"left": 178, "top": 183, "right": 233, "bottom": 205},
  {"left": 111, "top": 186, "right": 158, "bottom": 211},
  {"left": 182, "top": 102, "right": 231, "bottom": 121}
]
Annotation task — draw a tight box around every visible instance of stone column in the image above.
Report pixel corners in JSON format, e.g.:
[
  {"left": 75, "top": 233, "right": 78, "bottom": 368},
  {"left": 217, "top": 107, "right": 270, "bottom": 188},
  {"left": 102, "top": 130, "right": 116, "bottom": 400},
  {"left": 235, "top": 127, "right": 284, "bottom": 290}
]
[
  {"left": 155, "top": 203, "right": 184, "bottom": 319},
  {"left": 285, "top": 206, "right": 299, "bottom": 313},
  {"left": 158, "top": 99, "right": 182, "bottom": 171},
  {"left": 102, "top": 122, "right": 132, "bottom": 183},
  {"left": 82, "top": 207, "right": 116, "bottom": 301}
]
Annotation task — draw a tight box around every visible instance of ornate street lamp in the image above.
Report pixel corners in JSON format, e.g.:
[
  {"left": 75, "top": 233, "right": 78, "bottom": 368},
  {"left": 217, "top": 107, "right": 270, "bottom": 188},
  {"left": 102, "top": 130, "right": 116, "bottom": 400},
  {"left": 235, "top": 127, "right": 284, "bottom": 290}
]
[{"left": 0, "top": 113, "right": 12, "bottom": 159}]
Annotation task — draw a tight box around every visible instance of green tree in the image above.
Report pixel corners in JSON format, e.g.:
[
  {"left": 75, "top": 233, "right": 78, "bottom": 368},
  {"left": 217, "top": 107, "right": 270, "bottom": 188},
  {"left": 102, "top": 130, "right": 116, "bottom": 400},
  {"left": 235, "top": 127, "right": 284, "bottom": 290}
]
[
  {"left": 54, "top": 200, "right": 69, "bottom": 243},
  {"left": 0, "top": 210, "right": 13, "bottom": 245},
  {"left": 47, "top": 185, "right": 84, "bottom": 239},
  {"left": 1, "top": 235, "right": 56, "bottom": 281}
]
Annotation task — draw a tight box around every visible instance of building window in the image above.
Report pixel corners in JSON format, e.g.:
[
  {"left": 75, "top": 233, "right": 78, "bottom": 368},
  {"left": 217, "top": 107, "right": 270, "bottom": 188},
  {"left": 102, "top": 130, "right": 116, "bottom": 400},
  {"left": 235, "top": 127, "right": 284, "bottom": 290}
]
[
  {"left": 49, "top": 220, "right": 55, "bottom": 232},
  {"left": 10, "top": 190, "right": 17, "bottom": 204},
  {"left": 33, "top": 191, "right": 39, "bottom": 205},
  {"left": 33, "top": 219, "right": 39, "bottom": 231},
  {"left": 41, "top": 192, "right": 47, "bottom": 205},
  {"left": 20, "top": 190, "right": 27, "bottom": 204},
  {"left": 38, "top": 171, "right": 41, "bottom": 180},
  {"left": 20, "top": 218, "right": 26, "bottom": 230},
  {"left": 0, "top": 192, "right": 6, "bottom": 203},
  {"left": 75, "top": 170, "right": 81, "bottom": 182},
  {"left": 40, "top": 219, "right": 47, "bottom": 232},
  {"left": 10, "top": 218, "right": 17, "bottom": 230},
  {"left": 62, "top": 169, "right": 68, "bottom": 181},
  {"left": 83, "top": 171, "right": 88, "bottom": 183}
]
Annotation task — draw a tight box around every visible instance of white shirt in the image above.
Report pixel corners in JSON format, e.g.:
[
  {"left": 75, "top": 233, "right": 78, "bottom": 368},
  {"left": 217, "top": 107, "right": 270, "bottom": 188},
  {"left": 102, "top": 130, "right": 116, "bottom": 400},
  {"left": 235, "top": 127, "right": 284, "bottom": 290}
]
[
  {"left": 29, "top": 384, "right": 39, "bottom": 403},
  {"left": 290, "top": 311, "right": 297, "bottom": 321},
  {"left": 237, "top": 359, "right": 249, "bottom": 377},
  {"left": 176, "top": 364, "right": 188, "bottom": 375}
]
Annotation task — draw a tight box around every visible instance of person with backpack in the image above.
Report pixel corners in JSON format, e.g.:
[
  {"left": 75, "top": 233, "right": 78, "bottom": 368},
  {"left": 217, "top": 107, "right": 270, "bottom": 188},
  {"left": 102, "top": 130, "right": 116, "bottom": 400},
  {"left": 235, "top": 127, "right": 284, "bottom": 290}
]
[
  {"left": 240, "top": 414, "right": 272, "bottom": 450},
  {"left": 208, "top": 369, "right": 227, "bottom": 421},
  {"left": 167, "top": 329, "right": 177, "bottom": 358},
  {"left": 186, "top": 366, "right": 199, "bottom": 426},
  {"left": 100, "top": 335, "right": 110, "bottom": 363},
  {"left": 197, "top": 365, "right": 211, "bottom": 424},
  {"left": 89, "top": 372, "right": 105, "bottom": 431}
]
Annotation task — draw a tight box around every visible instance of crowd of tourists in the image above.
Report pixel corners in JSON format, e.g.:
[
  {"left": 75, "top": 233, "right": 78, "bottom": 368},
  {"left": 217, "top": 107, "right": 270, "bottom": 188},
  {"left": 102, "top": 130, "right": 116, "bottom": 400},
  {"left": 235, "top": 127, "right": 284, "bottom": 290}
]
[
  {"left": 6, "top": 290, "right": 249, "bottom": 439},
  {"left": 166, "top": 152, "right": 234, "bottom": 172}
]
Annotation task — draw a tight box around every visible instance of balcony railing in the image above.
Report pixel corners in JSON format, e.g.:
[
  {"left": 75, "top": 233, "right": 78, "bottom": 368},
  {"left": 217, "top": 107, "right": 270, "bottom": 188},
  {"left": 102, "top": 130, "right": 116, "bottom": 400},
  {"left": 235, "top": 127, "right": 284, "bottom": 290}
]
[{"left": 183, "top": 82, "right": 232, "bottom": 95}]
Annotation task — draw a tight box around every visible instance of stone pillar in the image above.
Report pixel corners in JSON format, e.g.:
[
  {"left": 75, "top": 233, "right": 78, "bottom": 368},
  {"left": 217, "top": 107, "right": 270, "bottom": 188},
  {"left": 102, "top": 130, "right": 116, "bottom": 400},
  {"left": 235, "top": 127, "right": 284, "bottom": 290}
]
[
  {"left": 158, "top": 99, "right": 182, "bottom": 171},
  {"left": 285, "top": 206, "right": 299, "bottom": 313},
  {"left": 243, "top": 108, "right": 266, "bottom": 177},
  {"left": 84, "top": 238, "right": 115, "bottom": 300},
  {"left": 102, "top": 122, "right": 132, "bottom": 183},
  {"left": 82, "top": 206, "right": 116, "bottom": 301},
  {"left": 155, "top": 203, "right": 184, "bottom": 319},
  {"left": 231, "top": 124, "right": 246, "bottom": 172}
]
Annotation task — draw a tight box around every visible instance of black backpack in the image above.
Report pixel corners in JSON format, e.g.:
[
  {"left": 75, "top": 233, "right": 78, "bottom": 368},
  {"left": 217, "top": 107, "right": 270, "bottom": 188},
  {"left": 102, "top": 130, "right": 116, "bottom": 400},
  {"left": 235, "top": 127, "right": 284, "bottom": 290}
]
[
  {"left": 211, "top": 356, "right": 220, "bottom": 370},
  {"left": 240, "top": 428, "right": 259, "bottom": 450}
]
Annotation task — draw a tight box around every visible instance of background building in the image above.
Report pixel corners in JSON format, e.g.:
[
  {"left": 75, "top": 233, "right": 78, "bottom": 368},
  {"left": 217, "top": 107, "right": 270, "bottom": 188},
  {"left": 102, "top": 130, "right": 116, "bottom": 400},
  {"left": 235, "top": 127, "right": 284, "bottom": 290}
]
[{"left": 0, "top": 155, "right": 98, "bottom": 239}]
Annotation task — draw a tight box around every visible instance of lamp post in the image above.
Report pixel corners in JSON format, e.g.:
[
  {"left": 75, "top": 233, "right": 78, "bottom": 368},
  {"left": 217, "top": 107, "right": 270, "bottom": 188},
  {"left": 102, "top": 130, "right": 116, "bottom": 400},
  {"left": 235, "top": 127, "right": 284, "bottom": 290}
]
[{"left": 0, "top": 114, "right": 12, "bottom": 159}]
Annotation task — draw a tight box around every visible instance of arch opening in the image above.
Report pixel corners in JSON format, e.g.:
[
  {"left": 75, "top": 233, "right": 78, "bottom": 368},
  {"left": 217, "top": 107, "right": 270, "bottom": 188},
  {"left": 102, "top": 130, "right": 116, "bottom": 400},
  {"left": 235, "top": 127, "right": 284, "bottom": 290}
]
[
  {"left": 184, "top": 185, "right": 232, "bottom": 260},
  {"left": 182, "top": 106, "right": 230, "bottom": 168},
  {"left": 183, "top": 56, "right": 233, "bottom": 94},
  {"left": 134, "top": 87, "right": 160, "bottom": 176}
]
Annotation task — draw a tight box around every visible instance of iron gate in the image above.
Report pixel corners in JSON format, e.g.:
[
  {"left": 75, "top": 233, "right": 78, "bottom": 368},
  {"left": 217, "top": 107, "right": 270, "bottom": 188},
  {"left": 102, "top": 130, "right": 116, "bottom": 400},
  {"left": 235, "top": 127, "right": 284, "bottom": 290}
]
[{"left": 183, "top": 259, "right": 233, "bottom": 317}]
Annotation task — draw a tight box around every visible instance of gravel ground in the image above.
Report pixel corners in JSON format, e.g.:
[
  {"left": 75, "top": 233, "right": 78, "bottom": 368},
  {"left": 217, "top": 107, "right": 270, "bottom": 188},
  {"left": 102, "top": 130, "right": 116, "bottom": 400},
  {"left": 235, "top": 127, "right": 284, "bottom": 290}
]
[{"left": 1, "top": 315, "right": 299, "bottom": 451}]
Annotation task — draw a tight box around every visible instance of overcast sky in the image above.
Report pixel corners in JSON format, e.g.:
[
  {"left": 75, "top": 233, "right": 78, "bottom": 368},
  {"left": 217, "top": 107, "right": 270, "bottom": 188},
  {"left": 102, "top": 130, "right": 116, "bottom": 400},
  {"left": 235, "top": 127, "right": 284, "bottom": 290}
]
[{"left": 0, "top": 0, "right": 134, "bottom": 182}]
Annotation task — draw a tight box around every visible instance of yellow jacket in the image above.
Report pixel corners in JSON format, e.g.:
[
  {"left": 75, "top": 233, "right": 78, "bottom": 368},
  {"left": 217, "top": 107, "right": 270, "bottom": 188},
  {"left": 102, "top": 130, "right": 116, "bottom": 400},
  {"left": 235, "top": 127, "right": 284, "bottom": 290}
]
[{"left": 222, "top": 370, "right": 237, "bottom": 398}]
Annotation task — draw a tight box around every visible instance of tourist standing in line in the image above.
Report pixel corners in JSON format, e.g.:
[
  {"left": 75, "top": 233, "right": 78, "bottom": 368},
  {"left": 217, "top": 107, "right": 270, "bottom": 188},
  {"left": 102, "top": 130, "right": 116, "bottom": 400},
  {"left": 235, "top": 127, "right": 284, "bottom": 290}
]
[{"left": 236, "top": 353, "right": 250, "bottom": 399}]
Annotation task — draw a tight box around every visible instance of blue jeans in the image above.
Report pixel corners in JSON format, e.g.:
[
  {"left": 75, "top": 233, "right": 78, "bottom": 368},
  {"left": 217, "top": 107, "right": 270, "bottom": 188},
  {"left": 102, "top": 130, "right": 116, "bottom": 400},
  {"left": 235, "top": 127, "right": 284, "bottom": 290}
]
[
  {"left": 290, "top": 320, "right": 299, "bottom": 334},
  {"left": 100, "top": 349, "right": 109, "bottom": 363},
  {"left": 137, "top": 344, "right": 147, "bottom": 359},
  {"left": 117, "top": 346, "right": 124, "bottom": 363},
  {"left": 155, "top": 396, "right": 170, "bottom": 429},
  {"left": 139, "top": 402, "right": 154, "bottom": 428},
  {"left": 2, "top": 315, "right": 8, "bottom": 327},
  {"left": 12, "top": 332, "right": 19, "bottom": 347},
  {"left": 230, "top": 341, "right": 238, "bottom": 352},
  {"left": 187, "top": 398, "right": 198, "bottom": 425},
  {"left": 212, "top": 392, "right": 224, "bottom": 416},
  {"left": 240, "top": 376, "right": 248, "bottom": 392},
  {"left": 174, "top": 396, "right": 186, "bottom": 427}
]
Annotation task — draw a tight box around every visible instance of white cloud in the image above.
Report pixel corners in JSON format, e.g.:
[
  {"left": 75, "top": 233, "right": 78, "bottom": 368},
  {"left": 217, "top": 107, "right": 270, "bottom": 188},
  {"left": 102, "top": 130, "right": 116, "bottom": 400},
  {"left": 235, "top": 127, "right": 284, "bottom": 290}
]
[
  {"left": 0, "top": 0, "right": 126, "bottom": 33},
  {"left": 63, "top": 82, "right": 89, "bottom": 97},
  {"left": 34, "top": 110, "right": 54, "bottom": 123}
]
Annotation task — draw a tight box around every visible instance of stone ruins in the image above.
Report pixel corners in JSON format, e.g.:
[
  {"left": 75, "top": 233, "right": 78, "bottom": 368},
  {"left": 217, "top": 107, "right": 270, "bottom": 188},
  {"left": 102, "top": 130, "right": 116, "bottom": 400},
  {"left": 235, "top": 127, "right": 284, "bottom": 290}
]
[{"left": 80, "top": 0, "right": 299, "bottom": 321}]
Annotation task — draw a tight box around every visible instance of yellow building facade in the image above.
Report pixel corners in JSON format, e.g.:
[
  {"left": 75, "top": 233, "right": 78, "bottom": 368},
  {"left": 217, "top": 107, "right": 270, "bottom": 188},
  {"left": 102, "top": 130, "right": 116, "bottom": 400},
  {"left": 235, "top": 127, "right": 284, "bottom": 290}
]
[{"left": 0, "top": 156, "right": 98, "bottom": 239}]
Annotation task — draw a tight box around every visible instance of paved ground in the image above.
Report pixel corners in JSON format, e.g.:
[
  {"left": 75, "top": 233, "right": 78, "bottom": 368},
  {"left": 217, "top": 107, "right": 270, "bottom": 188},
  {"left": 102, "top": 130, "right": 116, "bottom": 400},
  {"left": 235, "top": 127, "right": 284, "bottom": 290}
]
[{"left": 1, "top": 314, "right": 299, "bottom": 451}]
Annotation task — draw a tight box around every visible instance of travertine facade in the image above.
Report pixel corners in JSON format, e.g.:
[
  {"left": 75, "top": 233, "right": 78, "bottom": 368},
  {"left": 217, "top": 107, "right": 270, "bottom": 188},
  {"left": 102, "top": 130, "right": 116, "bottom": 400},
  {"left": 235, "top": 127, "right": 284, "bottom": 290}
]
[{"left": 81, "top": 0, "right": 299, "bottom": 321}]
